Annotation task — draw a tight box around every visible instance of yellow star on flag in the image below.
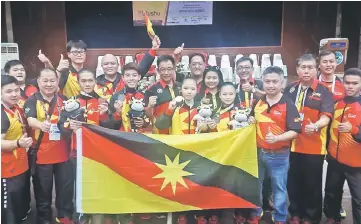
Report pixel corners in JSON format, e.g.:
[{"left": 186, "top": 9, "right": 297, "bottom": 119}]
[{"left": 153, "top": 153, "right": 194, "bottom": 195}]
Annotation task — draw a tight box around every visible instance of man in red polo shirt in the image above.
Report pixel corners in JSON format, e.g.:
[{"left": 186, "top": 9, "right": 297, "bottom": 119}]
[
  {"left": 318, "top": 50, "right": 347, "bottom": 219},
  {"left": 24, "top": 69, "right": 73, "bottom": 224},
  {"left": 284, "top": 54, "right": 334, "bottom": 224},
  {"left": 317, "top": 50, "right": 345, "bottom": 102},
  {"left": 1, "top": 75, "right": 33, "bottom": 224},
  {"left": 248, "top": 66, "right": 302, "bottom": 224},
  {"left": 323, "top": 68, "right": 361, "bottom": 224}
]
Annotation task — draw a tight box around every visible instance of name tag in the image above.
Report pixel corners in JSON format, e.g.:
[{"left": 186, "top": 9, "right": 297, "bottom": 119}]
[{"left": 49, "top": 124, "right": 61, "bottom": 141}]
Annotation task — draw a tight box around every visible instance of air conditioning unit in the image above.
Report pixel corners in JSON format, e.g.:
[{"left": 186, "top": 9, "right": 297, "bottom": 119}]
[{"left": 1, "top": 43, "right": 20, "bottom": 71}]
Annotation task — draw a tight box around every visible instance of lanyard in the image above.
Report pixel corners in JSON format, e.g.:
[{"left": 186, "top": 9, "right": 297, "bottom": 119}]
[
  {"left": 237, "top": 85, "right": 254, "bottom": 108},
  {"left": 244, "top": 92, "right": 254, "bottom": 108},
  {"left": 216, "top": 104, "right": 234, "bottom": 115},
  {"left": 319, "top": 75, "right": 336, "bottom": 93},
  {"left": 295, "top": 85, "right": 308, "bottom": 113},
  {"left": 41, "top": 95, "right": 61, "bottom": 121},
  {"left": 2, "top": 103, "right": 26, "bottom": 134},
  {"left": 211, "top": 94, "right": 218, "bottom": 110},
  {"left": 168, "top": 86, "right": 175, "bottom": 99}
]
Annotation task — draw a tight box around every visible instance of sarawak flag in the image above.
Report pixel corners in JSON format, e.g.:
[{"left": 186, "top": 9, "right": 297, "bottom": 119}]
[
  {"left": 76, "top": 124, "right": 260, "bottom": 214},
  {"left": 143, "top": 11, "right": 156, "bottom": 39}
]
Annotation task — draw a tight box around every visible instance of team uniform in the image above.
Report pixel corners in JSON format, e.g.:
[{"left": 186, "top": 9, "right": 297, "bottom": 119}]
[
  {"left": 94, "top": 73, "right": 125, "bottom": 102},
  {"left": 236, "top": 78, "right": 263, "bottom": 109},
  {"left": 324, "top": 95, "right": 361, "bottom": 223},
  {"left": 284, "top": 79, "right": 334, "bottom": 223},
  {"left": 155, "top": 101, "right": 200, "bottom": 224},
  {"left": 24, "top": 92, "right": 73, "bottom": 223},
  {"left": 1, "top": 104, "right": 29, "bottom": 224},
  {"left": 195, "top": 88, "right": 221, "bottom": 111},
  {"left": 144, "top": 79, "right": 180, "bottom": 134},
  {"left": 250, "top": 95, "right": 302, "bottom": 222},
  {"left": 58, "top": 91, "right": 110, "bottom": 223},
  {"left": 318, "top": 75, "right": 345, "bottom": 101}
]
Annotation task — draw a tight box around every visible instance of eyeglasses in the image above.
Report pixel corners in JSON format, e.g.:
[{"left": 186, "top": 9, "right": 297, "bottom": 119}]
[
  {"left": 70, "top": 50, "right": 86, "bottom": 56},
  {"left": 159, "top": 67, "right": 175, "bottom": 73},
  {"left": 236, "top": 66, "right": 252, "bottom": 71}
]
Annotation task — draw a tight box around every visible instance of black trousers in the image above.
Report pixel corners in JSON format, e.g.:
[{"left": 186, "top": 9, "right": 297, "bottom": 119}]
[
  {"left": 21, "top": 170, "right": 32, "bottom": 219},
  {"left": 324, "top": 156, "right": 361, "bottom": 223},
  {"left": 288, "top": 152, "right": 324, "bottom": 224},
  {"left": 1, "top": 171, "right": 27, "bottom": 224},
  {"left": 33, "top": 160, "right": 74, "bottom": 223}
]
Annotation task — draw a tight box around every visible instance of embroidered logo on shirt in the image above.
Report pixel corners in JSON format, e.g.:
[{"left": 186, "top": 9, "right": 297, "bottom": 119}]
[{"left": 273, "top": 110, "right": 282, "bottom": 115}]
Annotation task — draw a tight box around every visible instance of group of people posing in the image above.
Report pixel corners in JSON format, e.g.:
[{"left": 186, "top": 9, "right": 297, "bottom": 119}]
[{"left": 1, "top": 36, "right": 361, "bottom": 224}]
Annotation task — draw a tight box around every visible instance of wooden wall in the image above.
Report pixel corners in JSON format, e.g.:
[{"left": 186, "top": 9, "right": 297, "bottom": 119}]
[{"left": 3, "top": 1, "right": 360, "bottom": 79}]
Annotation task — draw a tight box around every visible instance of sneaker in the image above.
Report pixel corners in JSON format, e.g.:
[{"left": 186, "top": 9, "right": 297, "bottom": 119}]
[
  {"left": 177, "top": 215, "right": 187, "bottom": 224},
  {"left": 288, "top": 216, "right": 301, "bottom": 224},
  {"left": 339, "top": 207, "right": 346, "bottom": 218},
  {"left": 195, "top": 215, "right": 207, "bottom": 224},
  {"left": 56, "top": 217, "right": 73, "bottom": 224},
  {"left": 208, "top": 215, "right": 219, "bottom": 224}
]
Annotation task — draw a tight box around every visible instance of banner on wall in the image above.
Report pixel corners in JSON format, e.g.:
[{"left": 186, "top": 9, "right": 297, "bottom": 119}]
[{"left": 133, "top": 1, "right": 213, "bottom": 26}]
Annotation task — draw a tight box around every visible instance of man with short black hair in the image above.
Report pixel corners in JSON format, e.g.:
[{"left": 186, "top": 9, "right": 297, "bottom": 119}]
[
  {"left": 1, "top": 75, "right": 33, "bottom": 224},
  {"left": 317, "top": 50, "right": 345, "bottom": 102},
  {"left": 56, "top": 40, "right": 87, "bottom": 98},
  {"left": 248, "top": 66, "right": 301, "bottom": 224},
  {"left": 4, "top": 60, "right": 39, "bottom": 108},
  {"left": 145, "top": 55, "right": 180, "bottom": 135},
  {"left": 285, "top": 54, "right": 334, "bottom": 224},
  {"left": 323, "top": 68, "right": 361, "bottom": 224},
  {"left": 235, "top": 56, "right": 265, "bottom": 107},
  {"left": 189, "top": 53, "right": 206, "bottom": 92},
  {"left": 4, "top": 59, "right": 41, "bottom": 221},
  {"left": 24, "top": 68, "right": 73, "bottom": 224}
]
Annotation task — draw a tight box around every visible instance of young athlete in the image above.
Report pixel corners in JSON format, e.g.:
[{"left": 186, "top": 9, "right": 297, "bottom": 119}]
[
  {"left": 58, "top": 69, "right": 110, "bottom": 224},
  {"left": 155, "top": 77, "right": 200, "bottom": 224}
]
